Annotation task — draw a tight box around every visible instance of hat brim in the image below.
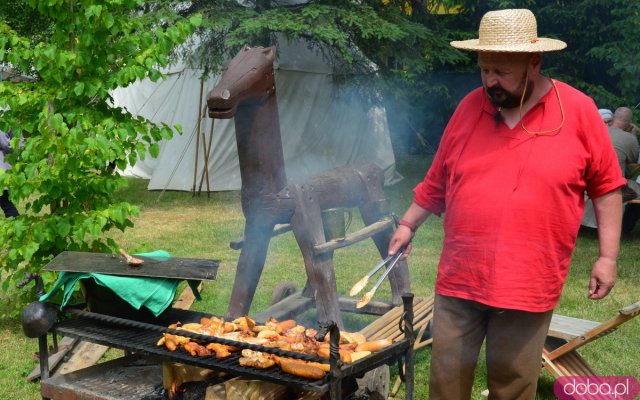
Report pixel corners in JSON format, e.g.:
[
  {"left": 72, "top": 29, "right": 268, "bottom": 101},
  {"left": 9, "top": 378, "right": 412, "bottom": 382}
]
[{"left": 450, "top": 38, "right": 566, "bottom": 52}]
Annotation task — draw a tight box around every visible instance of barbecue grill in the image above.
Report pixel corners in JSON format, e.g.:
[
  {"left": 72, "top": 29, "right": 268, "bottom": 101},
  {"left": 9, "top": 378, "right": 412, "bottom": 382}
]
[{"left": 27, "top": 252, "right": 415, "bottom": 399}]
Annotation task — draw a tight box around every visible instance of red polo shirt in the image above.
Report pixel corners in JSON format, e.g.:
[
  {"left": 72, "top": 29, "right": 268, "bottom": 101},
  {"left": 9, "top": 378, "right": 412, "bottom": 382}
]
[{"left": 414, "top": 81, "right": 625, "bottom": 312}]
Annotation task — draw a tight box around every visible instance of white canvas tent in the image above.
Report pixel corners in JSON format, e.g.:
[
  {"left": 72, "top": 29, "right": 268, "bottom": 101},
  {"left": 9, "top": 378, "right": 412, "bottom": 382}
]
[{"left": 112, "top": 39, "right": 402, "bottom": 192}]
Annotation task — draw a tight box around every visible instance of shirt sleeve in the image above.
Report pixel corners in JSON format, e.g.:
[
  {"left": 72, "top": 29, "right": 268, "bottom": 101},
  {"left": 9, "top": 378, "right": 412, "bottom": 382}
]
[{"left": 413, "top": 145, "right": 447, "bottom": 216}]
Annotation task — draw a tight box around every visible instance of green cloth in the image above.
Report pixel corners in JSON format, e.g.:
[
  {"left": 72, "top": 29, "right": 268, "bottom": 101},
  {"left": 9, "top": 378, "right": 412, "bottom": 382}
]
[{"left": 39, "top": 250, "right": 195, "bottom": 317}]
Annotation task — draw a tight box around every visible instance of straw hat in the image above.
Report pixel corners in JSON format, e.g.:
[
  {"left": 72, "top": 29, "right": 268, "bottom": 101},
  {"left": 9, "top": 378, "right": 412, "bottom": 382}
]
[{"left": 451, "top": 9, "right": 566, "bottom": 53}]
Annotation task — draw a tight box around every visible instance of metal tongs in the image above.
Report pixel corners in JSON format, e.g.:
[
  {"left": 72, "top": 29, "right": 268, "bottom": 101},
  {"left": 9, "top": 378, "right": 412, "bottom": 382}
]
[{"left": 351, "top": 246, "right": 406, "bottom": 309}]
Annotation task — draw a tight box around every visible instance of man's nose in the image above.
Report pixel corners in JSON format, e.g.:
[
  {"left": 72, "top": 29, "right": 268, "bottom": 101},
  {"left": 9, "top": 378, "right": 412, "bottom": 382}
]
[{"left": 484, "top": 73, "right": 499, "bottom": 87}]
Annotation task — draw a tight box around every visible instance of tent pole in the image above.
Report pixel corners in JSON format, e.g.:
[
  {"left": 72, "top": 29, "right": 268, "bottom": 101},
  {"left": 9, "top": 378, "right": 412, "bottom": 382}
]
[
  {"left": 192, "top": 80, "right": 204, "bottom": 196},
  {"left": 205, "top": 120, "right": 214, "bottom": 197},
  {"left": 198, "top": 115, "right": 214, "bottom": 197}
]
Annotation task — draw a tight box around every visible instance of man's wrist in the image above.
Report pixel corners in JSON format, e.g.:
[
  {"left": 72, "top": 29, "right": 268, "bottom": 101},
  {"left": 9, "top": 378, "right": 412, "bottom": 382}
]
[
  {"left": 398, "top": 219, "right": 417, "bottom": 233},
  {"left": 597, "top": 256, "right": 617, "bottom": 264}
]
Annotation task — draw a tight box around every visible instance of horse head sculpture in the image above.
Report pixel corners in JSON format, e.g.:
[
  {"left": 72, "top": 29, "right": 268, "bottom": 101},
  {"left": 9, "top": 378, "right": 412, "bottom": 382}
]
[
  {"left": 207, "top": 45, "right": 286, "bottom": 217},
  {"left": 208, "top": 45, "right": 276, "bottom": 119}
]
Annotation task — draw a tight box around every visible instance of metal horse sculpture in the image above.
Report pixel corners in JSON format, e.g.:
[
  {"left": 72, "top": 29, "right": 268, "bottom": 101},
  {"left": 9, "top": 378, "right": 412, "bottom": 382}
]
[{"left": 207, "top": 45, "right": 410, "bottom": 327}]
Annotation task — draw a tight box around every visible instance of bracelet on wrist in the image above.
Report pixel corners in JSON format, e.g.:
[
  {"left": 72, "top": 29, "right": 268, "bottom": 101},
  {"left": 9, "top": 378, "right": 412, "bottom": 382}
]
[{"left": 398, "top": 219, "right": 417, "bottom": 233}]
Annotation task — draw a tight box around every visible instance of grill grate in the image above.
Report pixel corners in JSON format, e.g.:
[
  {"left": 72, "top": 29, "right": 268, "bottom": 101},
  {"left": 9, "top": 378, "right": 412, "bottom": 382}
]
[
  {"left": 49, "top": 295, "right": 416, "bottom": 398},
  {"left": 55, "top": 312, "right": 334, "bottom": 392}
]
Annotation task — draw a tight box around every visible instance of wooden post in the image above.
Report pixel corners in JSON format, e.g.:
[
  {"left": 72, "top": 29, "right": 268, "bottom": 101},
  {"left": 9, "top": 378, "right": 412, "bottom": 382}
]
[
  {"left": 198, "top": 109, "right": 214, "bottom": 196},
  {"left": 192, "top": 80, "right": 204, "bottom": 195}
]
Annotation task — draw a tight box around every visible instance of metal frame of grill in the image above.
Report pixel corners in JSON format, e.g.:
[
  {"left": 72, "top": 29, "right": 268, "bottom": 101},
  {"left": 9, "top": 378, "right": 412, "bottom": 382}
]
[{"left": 37, "top": 293, "right": 415, "bottom": 399}]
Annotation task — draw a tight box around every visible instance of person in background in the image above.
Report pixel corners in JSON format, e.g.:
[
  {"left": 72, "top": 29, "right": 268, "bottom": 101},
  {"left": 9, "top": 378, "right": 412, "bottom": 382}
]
[
  {"left": 582, "top": 106, "right": 639, "bottom": 229},
  {"left": 599, "top": 108, "right": 613, "bottom": 126},
  {"left": 388, "top": 9, "right": 625, "bottom": 400},
  {"left": 0, "top": 105, "right": 20, "bottom": 218},
  {"left": 609, "top": 107, "right": 640, "bottom": 233},
  {"left": 609, "top": 107, "right": 640, "bottom": 179}
]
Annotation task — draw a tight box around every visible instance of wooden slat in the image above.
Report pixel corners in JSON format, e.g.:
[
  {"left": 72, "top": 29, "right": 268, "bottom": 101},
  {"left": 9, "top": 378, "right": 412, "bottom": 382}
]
[
  {"left": 370, "top": 297, "right": 433, "bottom": 341},
  {"left": 548, "top": 314, "right": 600, "bottom": 341},
  {"left": 359, "top": 296, "right": 432, "bottom": 339},
  {"left": 313, "top": 216, "right": 394, "bottom": 254},
  {"left": 543, "top": 350, "right": 597, "bottom": 378},
  {"left": 57, "top": 341, "right": 110, "bottom": 375},
  {"left": 251, "top": 291, "right": 314, "bottom": 323},
  {"left": 359, "top": 304, "right": 404, "bottom": 338},
  {"left": 358, "top": 295, "right": 434, "bottom": 343},
  {"left": 542, "top": 350, "right": 564, "bottom": 378},
  {"left": 229, "top": 224, "right": 292, "bottom": 250},
  {"left": 381, "top": 303, "right": 434, "bottom": 342},
  {"left": 27, "top": 337, "right": 79, "bottom": 381},
  {"left": 620, "top": 300, "right": 640, "bottom": 316},
  {"left": 337, "top": 297, "right": 394, "bottom": 316}
]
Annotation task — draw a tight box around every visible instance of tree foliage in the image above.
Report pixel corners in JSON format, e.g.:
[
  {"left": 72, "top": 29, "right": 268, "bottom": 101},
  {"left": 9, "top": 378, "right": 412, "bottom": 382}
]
[
  {"left": 0, "top": 0, "right": 199, "bottom": 315},
  {"left": 173, "top": 0, "right": 467, "bottom": 77}
]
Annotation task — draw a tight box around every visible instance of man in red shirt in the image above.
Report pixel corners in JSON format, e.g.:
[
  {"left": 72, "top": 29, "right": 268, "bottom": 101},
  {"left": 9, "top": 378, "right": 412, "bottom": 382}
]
[{"left": 389, "top": 9, "right": 625, "bottom": 400}]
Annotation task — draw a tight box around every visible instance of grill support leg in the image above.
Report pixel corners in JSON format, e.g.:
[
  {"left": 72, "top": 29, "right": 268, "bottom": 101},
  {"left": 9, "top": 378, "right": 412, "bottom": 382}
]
[
  {"left": 38, "top": 334, "right": 53, "bottom": 400},
  {"left": 38, "top": 334, "right": 49, "bottom": 381},
  {"left": 402, "top": 293, "right": 415, "bottom": 400},
  {"left": 317, "top": 321, "right": 344, "bottom": 399}
]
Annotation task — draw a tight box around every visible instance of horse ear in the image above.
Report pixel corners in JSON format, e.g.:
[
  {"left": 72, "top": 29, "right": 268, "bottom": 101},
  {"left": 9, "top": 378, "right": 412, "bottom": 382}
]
[
  {"left": 263, "top": 46, "right": 276, "bottom": 61},
  {"left": 242, "top": 44, "right": 250, "bottom": 52}
]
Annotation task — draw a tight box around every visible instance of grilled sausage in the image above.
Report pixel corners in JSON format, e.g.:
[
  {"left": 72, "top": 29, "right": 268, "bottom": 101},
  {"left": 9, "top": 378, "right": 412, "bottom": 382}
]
[
  {"left": 355, "top": 339, "right": 393, "bottom": 352},
  {"left": 280, "top": 359, "right": 326, "bottom": 380}
]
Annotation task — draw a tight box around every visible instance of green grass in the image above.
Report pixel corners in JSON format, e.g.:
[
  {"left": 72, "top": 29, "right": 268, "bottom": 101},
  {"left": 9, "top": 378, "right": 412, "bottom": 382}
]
[{"left": 1, "top": 155, "right": 638, "bottom": 399}]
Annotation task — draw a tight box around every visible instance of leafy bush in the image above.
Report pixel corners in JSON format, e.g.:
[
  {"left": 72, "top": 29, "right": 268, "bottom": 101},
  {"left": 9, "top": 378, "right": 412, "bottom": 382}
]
[{"left": 0, "top": 0, "right": 200, "bottom": 316}]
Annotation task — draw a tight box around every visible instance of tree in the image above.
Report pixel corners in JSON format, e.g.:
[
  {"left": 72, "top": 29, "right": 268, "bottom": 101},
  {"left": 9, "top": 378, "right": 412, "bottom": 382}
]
[
  {"left": 0, "top": 0, "right": 200, "bottom": 316},
  {"left": 171, "top": 0, "right": 466, "bottom": 76}
]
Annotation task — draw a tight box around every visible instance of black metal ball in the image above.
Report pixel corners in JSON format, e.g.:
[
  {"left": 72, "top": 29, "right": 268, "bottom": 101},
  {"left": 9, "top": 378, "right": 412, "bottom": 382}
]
[{"left": 21, "top": 301, "right": 58, "bottom": 338}]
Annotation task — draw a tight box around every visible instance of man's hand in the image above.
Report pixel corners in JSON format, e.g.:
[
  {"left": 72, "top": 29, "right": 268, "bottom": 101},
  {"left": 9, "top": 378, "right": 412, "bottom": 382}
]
[
  {"left": 389, "top": 227, "right": 414, "bottom": 260},
  {"left": 588, "top": 257, "right": 617, "bottom": 300}
]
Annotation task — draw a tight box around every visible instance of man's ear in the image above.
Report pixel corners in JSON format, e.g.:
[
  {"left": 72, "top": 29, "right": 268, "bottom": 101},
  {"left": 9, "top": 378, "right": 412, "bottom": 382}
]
[{"left": 530, "top": 53, "right": 542, "bottom": 69}]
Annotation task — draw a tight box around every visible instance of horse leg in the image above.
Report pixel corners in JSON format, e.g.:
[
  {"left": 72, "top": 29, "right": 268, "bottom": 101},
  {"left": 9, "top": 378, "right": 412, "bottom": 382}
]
[
  {"left": 289, "top": 184, "right": 344, "bottom": 329},
  {"left": 226, "top": 218, "right": 276, "bottom": 318}
]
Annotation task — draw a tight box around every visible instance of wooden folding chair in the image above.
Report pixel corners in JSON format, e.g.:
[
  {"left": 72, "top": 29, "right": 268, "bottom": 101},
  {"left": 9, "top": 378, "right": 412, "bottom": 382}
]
[{"left": 542, "top": 301, "right": 640, "bottom": 377}]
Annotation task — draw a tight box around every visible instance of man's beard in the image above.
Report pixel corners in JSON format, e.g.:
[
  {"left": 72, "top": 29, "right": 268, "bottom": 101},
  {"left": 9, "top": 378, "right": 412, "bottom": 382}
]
[{"left": 486, "top": 76, "right": 534, "bottom": 109}]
